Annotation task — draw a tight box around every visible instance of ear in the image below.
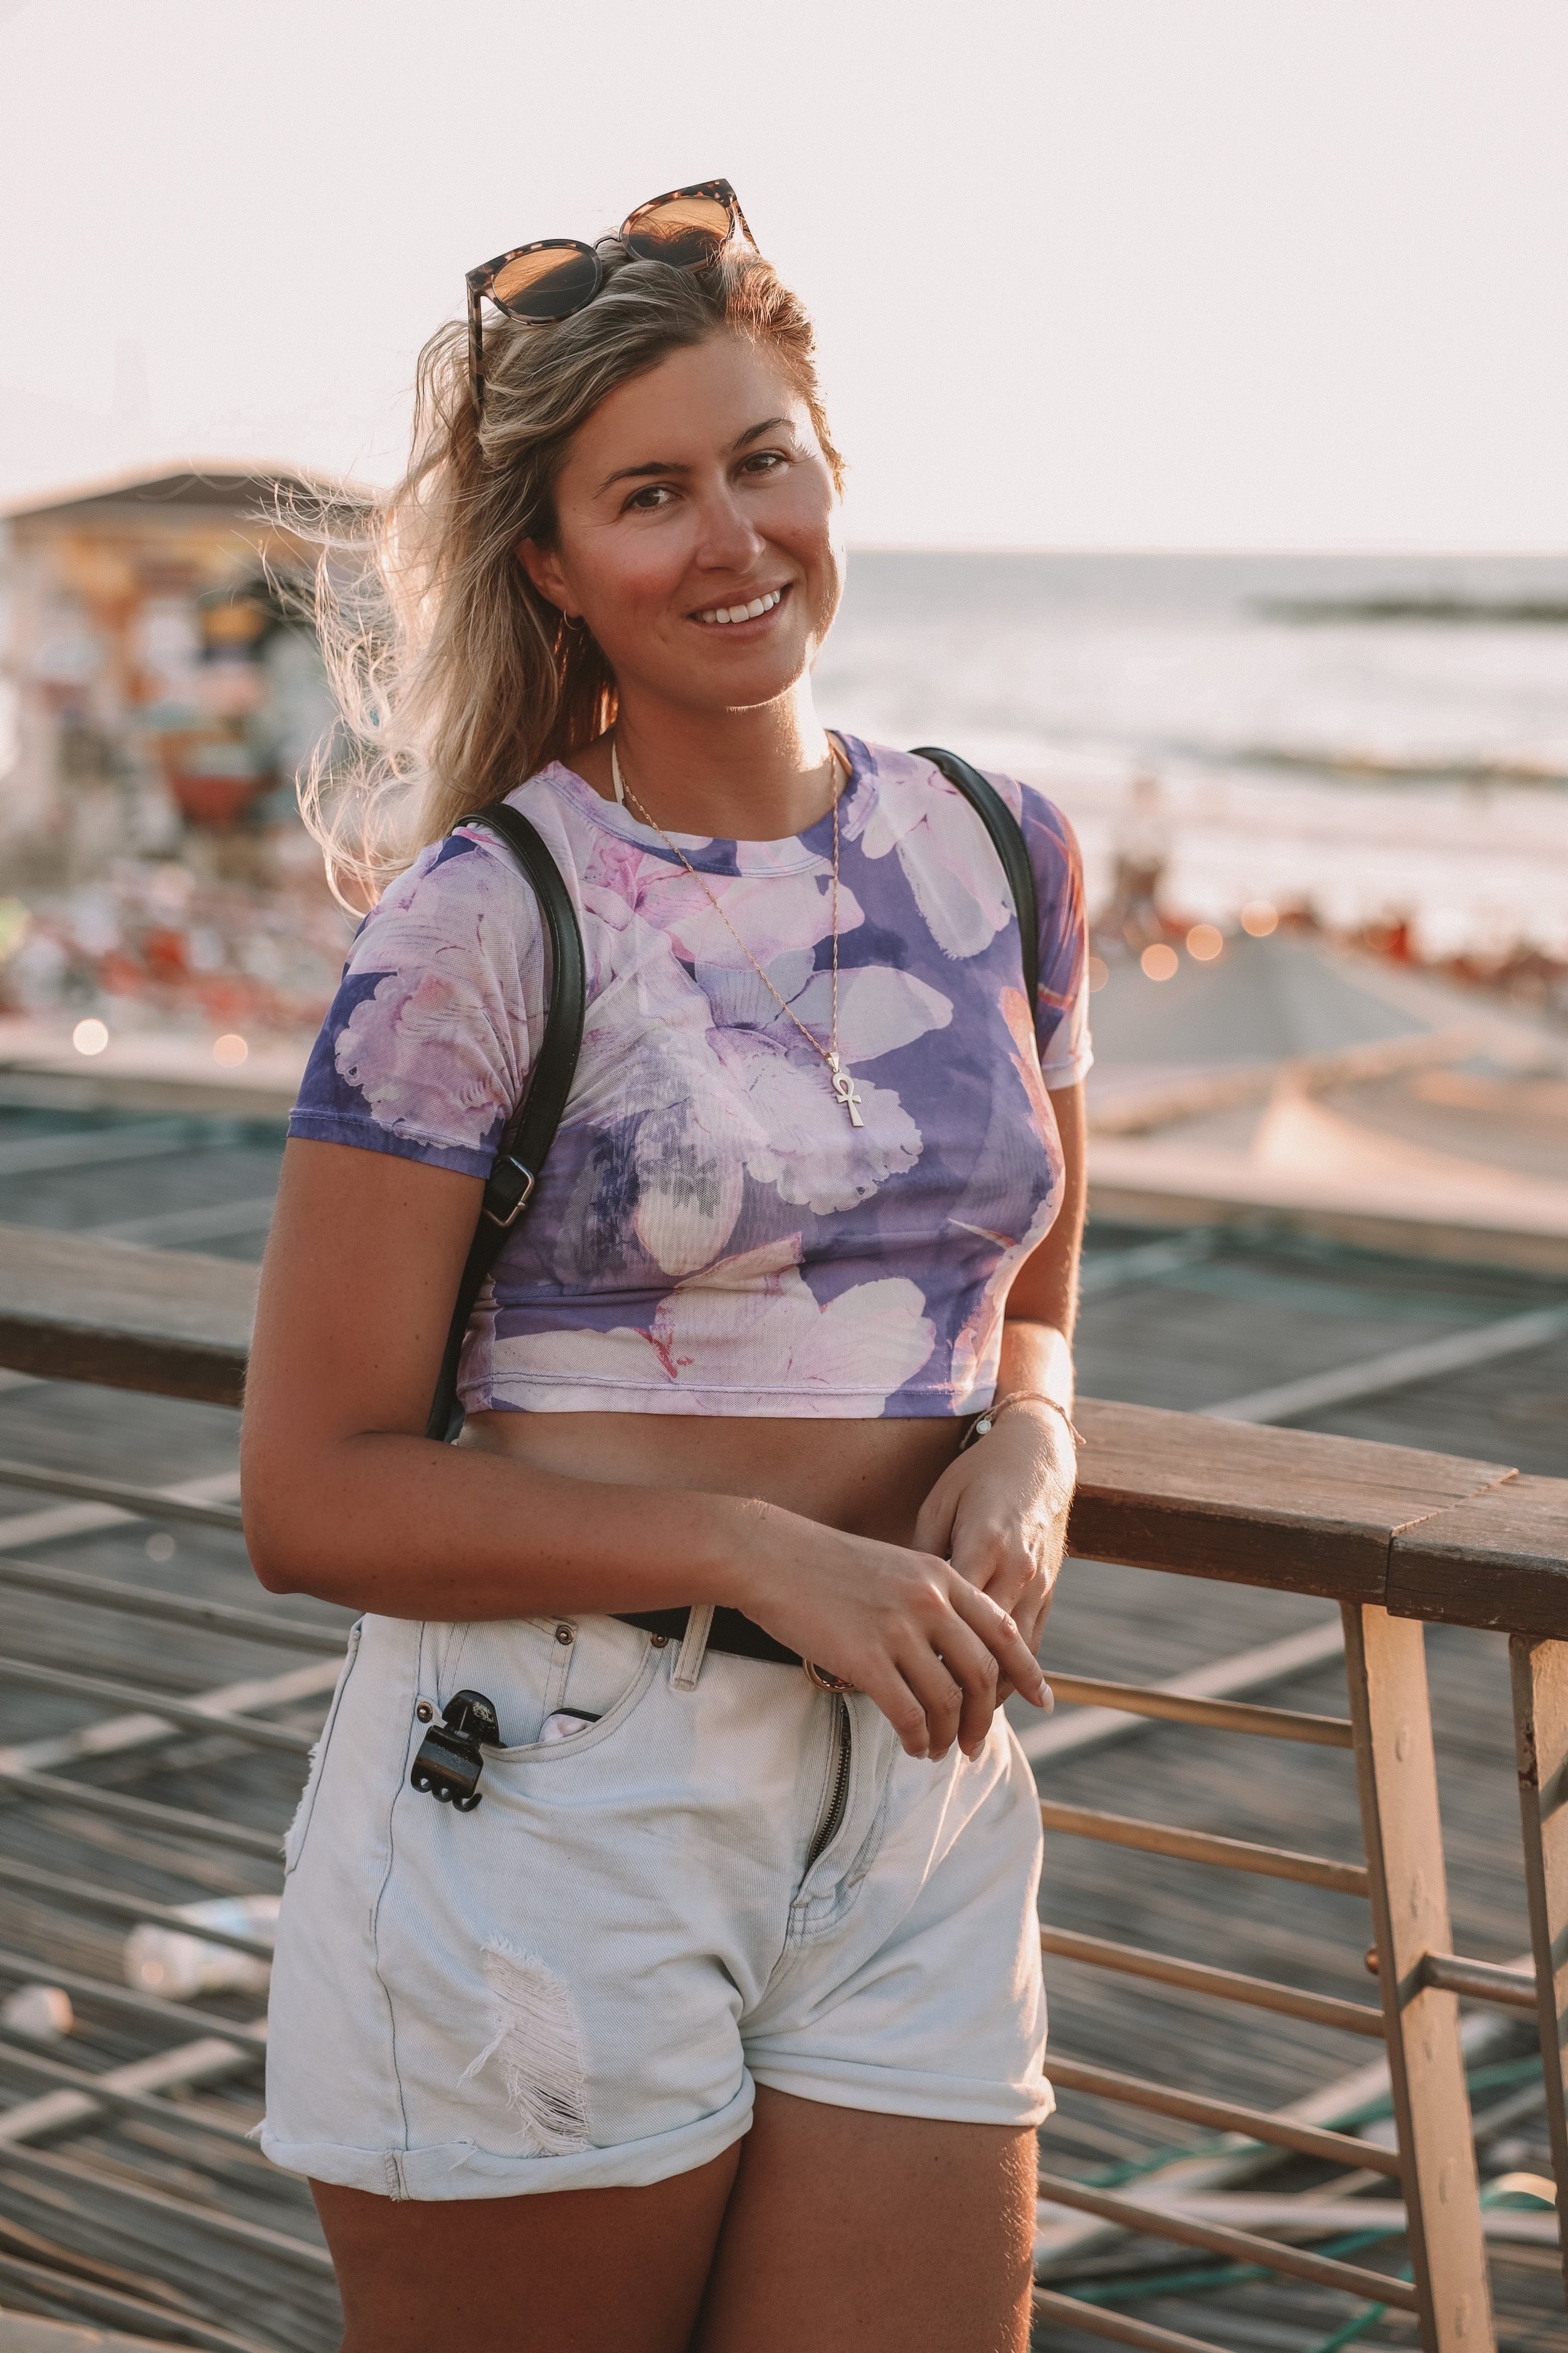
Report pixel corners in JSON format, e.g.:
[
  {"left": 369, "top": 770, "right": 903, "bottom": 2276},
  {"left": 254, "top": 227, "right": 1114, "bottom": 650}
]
[{"left": 519, "top": 537, "right": 574, "bottom": 618}]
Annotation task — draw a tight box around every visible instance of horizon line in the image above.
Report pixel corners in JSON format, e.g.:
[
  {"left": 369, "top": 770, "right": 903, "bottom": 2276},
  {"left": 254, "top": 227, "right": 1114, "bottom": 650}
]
[{"left": 844, "top": 541, "right": 1568, "bottom": 561}]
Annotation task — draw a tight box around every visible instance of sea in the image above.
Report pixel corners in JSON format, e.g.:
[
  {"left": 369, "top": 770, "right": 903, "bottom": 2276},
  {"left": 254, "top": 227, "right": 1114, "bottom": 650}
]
[{"left": 814, "top": 553, "right": 1568, "bottom": 962}]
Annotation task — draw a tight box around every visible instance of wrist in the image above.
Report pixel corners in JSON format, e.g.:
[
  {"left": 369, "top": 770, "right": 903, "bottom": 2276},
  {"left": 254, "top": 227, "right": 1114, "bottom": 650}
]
[
  {"left": 968, "top": 1393, "right": 1081, "bottom": 1451},
  {"left": 696, "top": 1494, "right": 790, "bottom": 1613}
]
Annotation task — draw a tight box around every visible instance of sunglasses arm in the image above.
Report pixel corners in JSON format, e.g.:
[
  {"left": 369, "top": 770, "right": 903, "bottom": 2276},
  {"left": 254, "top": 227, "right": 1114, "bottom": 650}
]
[{"left": 467, "top": 285, "right": 485, "bottom": 415}]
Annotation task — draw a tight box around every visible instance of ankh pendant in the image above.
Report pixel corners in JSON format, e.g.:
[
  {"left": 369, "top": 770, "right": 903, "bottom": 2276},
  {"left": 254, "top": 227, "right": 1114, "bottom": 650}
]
[{"left": 827, "top": 1052, "right": 864, "bottom": 1127}]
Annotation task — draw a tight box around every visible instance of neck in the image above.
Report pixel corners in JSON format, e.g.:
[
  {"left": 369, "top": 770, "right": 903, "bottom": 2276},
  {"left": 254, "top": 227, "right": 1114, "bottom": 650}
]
[{"left": 593, "top": 684, "right": 836, "bottom": 840}]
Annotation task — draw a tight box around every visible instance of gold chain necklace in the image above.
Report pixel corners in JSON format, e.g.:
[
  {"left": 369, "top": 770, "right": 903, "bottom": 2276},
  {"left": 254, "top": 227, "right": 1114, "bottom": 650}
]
[{"left": 609, "top": 736, "right": 864, "bottom": 1127}]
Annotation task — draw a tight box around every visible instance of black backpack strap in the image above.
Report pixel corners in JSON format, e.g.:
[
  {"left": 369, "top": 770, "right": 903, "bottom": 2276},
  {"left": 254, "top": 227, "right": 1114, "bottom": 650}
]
[
  {"left": 911, "top": 745, "right": 1039, "bottom": 1009},
  {"left": 425, "top": 804, "right": 586, "bottom": 1442}
]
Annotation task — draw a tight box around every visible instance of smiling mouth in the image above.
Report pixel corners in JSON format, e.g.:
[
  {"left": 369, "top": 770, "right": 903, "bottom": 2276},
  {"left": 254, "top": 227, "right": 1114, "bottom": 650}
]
[{"left": 692, "top": 585, "right": 787, "bottom": 628}]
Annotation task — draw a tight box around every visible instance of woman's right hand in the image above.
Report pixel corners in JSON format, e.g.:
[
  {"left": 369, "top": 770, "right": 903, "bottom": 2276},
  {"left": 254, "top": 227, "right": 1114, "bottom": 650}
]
[{"left": 727, "top": 1508, "right": 1051, "bottom": 1763}]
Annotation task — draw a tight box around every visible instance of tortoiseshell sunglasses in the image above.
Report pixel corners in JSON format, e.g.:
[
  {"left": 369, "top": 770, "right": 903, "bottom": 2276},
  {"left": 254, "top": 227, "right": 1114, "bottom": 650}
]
[{"left": 465, "top": 178, "right": 756, "bottom": 410}]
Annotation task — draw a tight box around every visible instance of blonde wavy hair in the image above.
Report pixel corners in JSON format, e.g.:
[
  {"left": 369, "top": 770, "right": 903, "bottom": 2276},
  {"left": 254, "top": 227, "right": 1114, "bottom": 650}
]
[{"left": 300, "top": 237, "right": 844, "bottom": 909}]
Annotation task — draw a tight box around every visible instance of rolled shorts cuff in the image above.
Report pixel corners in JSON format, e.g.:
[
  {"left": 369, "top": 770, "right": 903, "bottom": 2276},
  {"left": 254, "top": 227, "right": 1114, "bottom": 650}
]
[
  {"left": 258, "top": 2079, "right": 755, "bottom": 2202},
  {"left": 746, "top": 2052, "right": 1055, "bottom": 2132}
]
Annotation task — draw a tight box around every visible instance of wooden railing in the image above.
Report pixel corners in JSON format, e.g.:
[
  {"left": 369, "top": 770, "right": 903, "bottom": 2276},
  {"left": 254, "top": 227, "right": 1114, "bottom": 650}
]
[{"left": 0, "top": 1218, "right": 1565, "bottom": 2353}]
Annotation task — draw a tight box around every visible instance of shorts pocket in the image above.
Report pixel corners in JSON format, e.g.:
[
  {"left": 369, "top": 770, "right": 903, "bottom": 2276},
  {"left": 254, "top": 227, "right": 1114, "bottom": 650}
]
[
  {"left": 475, "top": 1616, "right": 660, "bottom": 1765},
  {"left": 282, "top": 1618, "right": 363, "bottom": 1876}
]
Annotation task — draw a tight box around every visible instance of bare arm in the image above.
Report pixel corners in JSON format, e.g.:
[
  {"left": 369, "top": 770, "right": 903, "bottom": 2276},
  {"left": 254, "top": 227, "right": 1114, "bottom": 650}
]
[
  {"left": 241, "top": 1139, "right": 1049, "bottom": 1757},
  {"left": 914, "top": 1082, "right": 1086, "bottom": 1657},
  {"left": 241, "top": 1139, "right": 751, "bottom": 1620}
]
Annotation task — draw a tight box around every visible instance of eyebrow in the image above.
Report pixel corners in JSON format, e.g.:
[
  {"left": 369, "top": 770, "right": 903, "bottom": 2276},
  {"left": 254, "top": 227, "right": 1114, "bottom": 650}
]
[{"left": 595, "top": 416, "right": 795, "bottom": 496}]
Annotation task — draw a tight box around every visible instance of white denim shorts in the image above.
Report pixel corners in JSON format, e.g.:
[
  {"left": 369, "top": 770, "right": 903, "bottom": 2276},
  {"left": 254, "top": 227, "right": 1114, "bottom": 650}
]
[{"left": 260, "top": 1607, "right": 1051, "bottom": 2201}]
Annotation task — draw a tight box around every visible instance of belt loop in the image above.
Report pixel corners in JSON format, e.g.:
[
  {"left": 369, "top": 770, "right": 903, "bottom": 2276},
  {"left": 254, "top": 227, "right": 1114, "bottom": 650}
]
[{"left": 670, "top": 1603, "right": 714, "bottom": 1691}]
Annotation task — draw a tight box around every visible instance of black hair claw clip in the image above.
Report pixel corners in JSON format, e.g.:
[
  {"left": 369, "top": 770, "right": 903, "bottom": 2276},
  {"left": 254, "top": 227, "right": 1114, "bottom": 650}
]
[{"left": 410, "top": 1690, "right": 502, "bottom": 1812}]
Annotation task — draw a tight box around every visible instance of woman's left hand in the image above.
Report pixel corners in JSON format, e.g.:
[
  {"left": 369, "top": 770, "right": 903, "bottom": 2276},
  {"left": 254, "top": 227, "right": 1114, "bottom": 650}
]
[{"left": 913, "top": 1408, "right": 1076, "bottom": 1682}]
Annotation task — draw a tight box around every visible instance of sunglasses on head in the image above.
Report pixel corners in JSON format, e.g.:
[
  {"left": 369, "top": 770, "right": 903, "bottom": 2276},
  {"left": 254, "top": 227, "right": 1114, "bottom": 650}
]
[{"left": 465, "top": 178, "right": 756, "bottom": 411}]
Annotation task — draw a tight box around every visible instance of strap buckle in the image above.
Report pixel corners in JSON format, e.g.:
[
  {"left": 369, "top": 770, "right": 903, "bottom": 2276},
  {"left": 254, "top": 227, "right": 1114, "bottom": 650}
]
[{"left": 481, "top": 1159, "right": 536, "bottom": 1228}]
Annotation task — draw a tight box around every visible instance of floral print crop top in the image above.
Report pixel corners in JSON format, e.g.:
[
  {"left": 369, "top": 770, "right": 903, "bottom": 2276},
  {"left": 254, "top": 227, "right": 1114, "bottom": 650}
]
[{"left": 290, "top": 738, "right": 1092, "bottom": 1419}]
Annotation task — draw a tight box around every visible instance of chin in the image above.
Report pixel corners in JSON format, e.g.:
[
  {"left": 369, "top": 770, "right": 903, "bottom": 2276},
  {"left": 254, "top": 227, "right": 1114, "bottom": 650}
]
[{"left": 690, "top": 645, "right": 810, "bottom": 707}]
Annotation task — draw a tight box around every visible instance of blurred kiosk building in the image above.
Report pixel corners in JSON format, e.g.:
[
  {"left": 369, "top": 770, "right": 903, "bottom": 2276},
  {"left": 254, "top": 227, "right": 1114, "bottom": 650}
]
[{"left": 0, "top": 465, "right": 361, "bottom": 885}]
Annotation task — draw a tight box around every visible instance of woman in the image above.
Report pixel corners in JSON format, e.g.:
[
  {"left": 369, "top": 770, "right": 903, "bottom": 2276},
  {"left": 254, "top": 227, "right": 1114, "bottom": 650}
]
[{"left": 244, "top": 183, "right": 1089, "bottom": 2353}]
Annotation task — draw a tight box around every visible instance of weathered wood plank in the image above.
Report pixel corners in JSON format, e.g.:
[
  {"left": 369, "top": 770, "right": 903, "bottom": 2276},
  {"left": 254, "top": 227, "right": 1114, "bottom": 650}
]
[
  {"left": 1509, "top": 1634, "right": 1568, "bottom": 2300},
  {"left": 1072, "top": 1396, "right": 1515, "bottom": 1601},
  {"left": 1344, "top": 1601, "right": 1493, "bottom": 2349},
  {"left": 1387, "top": 1474, "right": 1568, "bottom": 1637},
  {"left": 0, "top": 1224, "right": 254, "bottom": 1406}
]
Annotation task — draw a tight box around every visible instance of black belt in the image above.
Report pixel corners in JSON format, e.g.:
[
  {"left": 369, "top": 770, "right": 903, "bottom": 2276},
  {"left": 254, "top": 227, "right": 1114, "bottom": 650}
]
[{"left": 615, "top": 1605, "right": 802, "bottom": 1669}]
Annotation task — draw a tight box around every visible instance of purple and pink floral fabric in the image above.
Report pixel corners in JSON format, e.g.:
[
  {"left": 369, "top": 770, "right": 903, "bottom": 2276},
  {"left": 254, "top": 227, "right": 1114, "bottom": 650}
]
[{"left": 290, "top": 738, "right": 1091, "bottom": 1418}]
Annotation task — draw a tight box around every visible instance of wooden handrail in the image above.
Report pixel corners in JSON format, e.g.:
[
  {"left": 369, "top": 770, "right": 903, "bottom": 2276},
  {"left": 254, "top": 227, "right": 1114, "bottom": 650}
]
[
  {"left": 1, "top": 1219, "right": 1563, "bottom": 1637},
  {"left": 1071, "top": 1396, "right": 1518, "bottom": 1602},
  {"left": 1388, "top": 1475, "right": 1568, "bottom": 1639},
  {"left": 0, "top": 1220, "right": 251, "bottom": 1405}
]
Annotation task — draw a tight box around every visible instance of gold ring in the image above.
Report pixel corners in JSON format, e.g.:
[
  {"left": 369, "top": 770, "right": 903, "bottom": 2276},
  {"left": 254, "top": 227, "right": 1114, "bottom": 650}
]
[{"left": 803, "top": 1660, "right": 856, "bottom": 1694}]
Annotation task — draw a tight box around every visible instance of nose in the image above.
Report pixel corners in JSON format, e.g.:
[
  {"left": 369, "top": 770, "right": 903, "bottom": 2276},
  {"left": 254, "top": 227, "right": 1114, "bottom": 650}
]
[{"left": 690, "top": 479, "right": 767, "bottom": 578}]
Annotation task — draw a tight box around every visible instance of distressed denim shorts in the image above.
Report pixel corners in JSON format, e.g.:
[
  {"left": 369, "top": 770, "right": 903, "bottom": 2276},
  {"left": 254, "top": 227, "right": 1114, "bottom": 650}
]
[{"left": 260, "top": 1607, "right": 1051, "bottom": 2201}]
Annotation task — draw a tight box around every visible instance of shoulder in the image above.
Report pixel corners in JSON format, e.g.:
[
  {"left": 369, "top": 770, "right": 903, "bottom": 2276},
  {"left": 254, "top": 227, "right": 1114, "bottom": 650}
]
[
  {"left": 351, "top": 763, "right": 594, "bottom": 958},
  {"left": 290, "top": 789, "right": 566, "bottom": 1169},
  {"left": 850, "top": 738, "right": 1082, "bottom": 887}
]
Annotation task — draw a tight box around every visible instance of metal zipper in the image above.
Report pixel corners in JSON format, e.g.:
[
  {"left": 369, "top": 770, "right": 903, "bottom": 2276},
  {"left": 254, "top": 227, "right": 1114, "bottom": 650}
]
[{"left": 805, "top": 1694, "right": 852, "bottom": 1871}]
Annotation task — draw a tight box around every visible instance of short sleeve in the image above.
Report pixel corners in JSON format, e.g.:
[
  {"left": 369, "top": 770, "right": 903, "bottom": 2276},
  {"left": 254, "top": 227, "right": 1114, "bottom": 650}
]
[
  {"left": 288, "top": 829, "right": 545, "bottom": 1177},
  {"left": 1008, "top": 778, "right": 1093, "bottom": 1088}
]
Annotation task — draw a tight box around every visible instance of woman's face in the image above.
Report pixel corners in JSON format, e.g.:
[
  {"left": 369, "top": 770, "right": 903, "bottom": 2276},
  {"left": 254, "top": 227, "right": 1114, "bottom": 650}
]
[{"left": 522, "top": 333, "right": 843, "bottom": 719}]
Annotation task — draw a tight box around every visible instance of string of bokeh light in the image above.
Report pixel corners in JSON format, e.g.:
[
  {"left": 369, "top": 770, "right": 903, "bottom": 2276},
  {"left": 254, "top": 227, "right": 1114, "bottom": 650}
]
[
  {"left": 1136, "top": 903, "right": 1279, "bottom": 984},
  {"left": 71, "top": 1020, "right": 249, "bottom": 1066}
]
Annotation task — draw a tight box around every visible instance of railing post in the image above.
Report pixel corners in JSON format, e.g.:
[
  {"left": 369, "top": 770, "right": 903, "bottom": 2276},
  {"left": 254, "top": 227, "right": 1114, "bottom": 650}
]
[
  {"left": 1509, "top": 1633, "right": 1568, "bottom": 2297},
  {"left": 1342, "top": 1602, "right": 1494, "bottom": 2352}
]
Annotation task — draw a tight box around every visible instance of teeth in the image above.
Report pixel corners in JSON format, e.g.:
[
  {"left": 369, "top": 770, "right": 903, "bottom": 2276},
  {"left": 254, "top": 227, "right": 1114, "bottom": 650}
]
[{"left": 696, "top": 589, "right": 783, "bottom": 626}]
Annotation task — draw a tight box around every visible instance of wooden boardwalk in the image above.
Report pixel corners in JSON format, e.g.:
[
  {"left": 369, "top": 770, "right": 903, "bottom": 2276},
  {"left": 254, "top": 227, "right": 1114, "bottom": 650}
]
[{"left": 0, "top": 1090, "right": 1564, "bottom": 2349}]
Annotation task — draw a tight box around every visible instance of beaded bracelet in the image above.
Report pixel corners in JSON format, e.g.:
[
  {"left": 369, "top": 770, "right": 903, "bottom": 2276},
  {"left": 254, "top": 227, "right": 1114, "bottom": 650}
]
[{"left": 961, "top": 1392, "right": 1084, "bottom": 1452}]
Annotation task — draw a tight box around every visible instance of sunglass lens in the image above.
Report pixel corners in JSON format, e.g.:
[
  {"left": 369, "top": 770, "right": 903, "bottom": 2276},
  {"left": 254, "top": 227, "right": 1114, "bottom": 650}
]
[
  {"left": 491, "top": 245, "right": 601, "bottom": 319},
  {"left": 624, "top": 194, "right": 732, "bottom": 268}
]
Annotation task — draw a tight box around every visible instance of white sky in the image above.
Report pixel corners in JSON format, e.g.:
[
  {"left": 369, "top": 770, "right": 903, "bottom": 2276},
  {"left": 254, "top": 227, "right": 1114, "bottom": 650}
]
[{"left": 2, "top": 0, "right": 1565, "bottom": 550}]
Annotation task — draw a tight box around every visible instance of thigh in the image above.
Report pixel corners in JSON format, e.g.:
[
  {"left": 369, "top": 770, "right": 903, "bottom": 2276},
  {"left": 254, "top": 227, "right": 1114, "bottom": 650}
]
[
  {"left": 692, "top": 2088, "right": 1037, "bottom": 2353},
  {"left": 313, "top": 2146, "right": 740, "bottom": 2353}
]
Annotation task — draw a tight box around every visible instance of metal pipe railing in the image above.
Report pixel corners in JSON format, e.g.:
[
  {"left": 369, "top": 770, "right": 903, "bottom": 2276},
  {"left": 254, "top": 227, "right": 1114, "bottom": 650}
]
[
  {"left": 1037, "top": 1923, "right": 1388, "bottom": 2037},
  {"left": 0, "top": 2041, "right": 257, "bottom": 2147},
  {"left": 0, "top": 1454, "right": 245, "bottom": 1529},
  {"left": 0, "top": 1857, "right": 275, "bottom": 1962},
  {"left": 1032, "top": 2284, "right": 1225, "bottom": 2353},
  {"left": 1037, "top": 1796, "right": 1371, "bottom": 1894},
  {"left": 0, "top": 1760, "right": 285, "bottom": 1858},
  {"left": 0, "top": 2138, "right": 334, "bottom": 2275},
  {"left": 1036, "top": 2169, "right": 1423, "bottom": 2310},
  {"left": 1042, "top": 1669, "right": 1354, "bottom": 1745},
  {"left": 1042, "top": 2055, "right": 1404, "bottom": 2177},
  {"left": 0, "top": 1655, "right": 316, "bottom": 1753},
  {"left": 0, "top": 1551, "right": 347, "bottom": 1652},
  {"left": 0, "top": 1945, "right": 268, "bottom": 2048}
]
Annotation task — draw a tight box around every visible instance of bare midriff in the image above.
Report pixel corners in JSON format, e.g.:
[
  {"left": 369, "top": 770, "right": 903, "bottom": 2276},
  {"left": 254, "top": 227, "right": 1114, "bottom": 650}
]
[{"left": 460, "top": 1411, "right": 965, "bottom": 1551}]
